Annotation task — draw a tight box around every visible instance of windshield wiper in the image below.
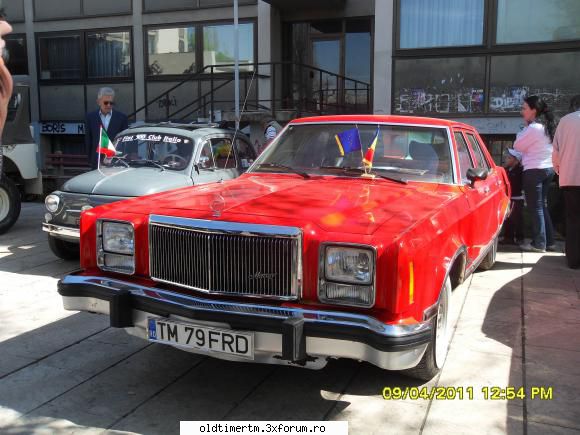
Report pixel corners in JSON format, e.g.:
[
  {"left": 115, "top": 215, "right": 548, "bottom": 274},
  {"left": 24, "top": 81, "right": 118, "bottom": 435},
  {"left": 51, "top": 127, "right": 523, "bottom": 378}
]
[
  {"left": 132, "top": 159, "right": 165, "bottom": 171},
  {"left": 317, "top": 166, "right": 407, "bottom": 184},
  {"left": 255, "top": 163, "right": 310, "bottom": 179},
  {"left": 109, "top": 156, "right": 130, "bottom": 168}
]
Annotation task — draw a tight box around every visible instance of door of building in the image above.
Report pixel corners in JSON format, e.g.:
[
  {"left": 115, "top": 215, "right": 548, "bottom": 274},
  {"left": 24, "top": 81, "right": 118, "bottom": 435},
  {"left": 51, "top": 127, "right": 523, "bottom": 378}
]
[{"left": 311, "top": 37, "right": 342, "bottom": 112}]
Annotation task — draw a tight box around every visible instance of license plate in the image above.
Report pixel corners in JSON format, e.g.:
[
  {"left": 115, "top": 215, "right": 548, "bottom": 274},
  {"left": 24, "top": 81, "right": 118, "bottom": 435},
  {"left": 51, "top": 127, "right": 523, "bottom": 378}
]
[{"left": 147, "top": 318, "right": 254, "bottom": 360}]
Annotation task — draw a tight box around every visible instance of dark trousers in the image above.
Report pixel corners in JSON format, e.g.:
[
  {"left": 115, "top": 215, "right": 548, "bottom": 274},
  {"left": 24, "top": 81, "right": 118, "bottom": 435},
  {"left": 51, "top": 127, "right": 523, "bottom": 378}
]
[
  {"left": 523, "top": 168, "right": 555, "bottom": 250},
  {"left": 563, "top": 187, "right": 580, "bottom": 268},
  {"left": 503, "top": 199, "right": 524, "bottom": 242}
]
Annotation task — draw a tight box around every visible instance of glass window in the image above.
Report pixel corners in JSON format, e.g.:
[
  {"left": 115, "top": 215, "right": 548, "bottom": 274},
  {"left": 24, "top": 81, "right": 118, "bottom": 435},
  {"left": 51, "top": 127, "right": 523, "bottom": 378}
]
[
  {"left": 198, "top": 142, "right": 216, "bottom": 170},
  {"left": 235, "top": 137, "right": 256, "bottom": 169},
  {"left": 254, "top": 123, "right": 453, "bottom": 184},
  {"left": 5, "top": 35, "right": 28, "bottom": 75},
  {"left": 393, "top": 57, "right": 486, "bottom": 114},
  {"left": 203, "top": 23, "right": 254, "bottom": 72},
  {"left": 109, "top": 132, "right": 194, "bottom": 171},
  {"left": 489, "top": 51, "right": 580, "bottom": 114},
  {"left": 38, "top": 35, "right": 82, "bottom": 80},
  {"left": 4, "top": 0, "right": 25, "bottom": 22},
  {"left": 496, "top": 0, "right": 580, "bottom": 44},
  {"left": 211, "top": 138, "right": 236, "bottom": 169},
  {"left": 455, "top": 132, "right": 475, "bottom": 184},
  {"left": 87, "top": 32, "right": 132, "bottom": 79},
  {"left": 399, "top": 0, "right": 484, "bottom": 49},
  {"left": 34, "top": 0, "right": 81, "bottom": 20},
  {"left": 147, "top": 27, "right": 196, "bottom": 76},
  {"left": 83, "top": 0, "right": 131, "bottom": 16},
  {"left": 466, "top": 133, "right": 490, "bottom": 170}
]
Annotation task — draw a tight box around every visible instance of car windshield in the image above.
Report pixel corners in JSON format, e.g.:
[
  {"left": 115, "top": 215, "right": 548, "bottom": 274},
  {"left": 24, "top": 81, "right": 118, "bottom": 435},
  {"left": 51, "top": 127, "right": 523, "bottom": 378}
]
[
  {"left": 103, "top": 132, "right": 194, "bottom": 171},
  {"left": 251, "top": 123, "right": 453, "bottom": 183}
]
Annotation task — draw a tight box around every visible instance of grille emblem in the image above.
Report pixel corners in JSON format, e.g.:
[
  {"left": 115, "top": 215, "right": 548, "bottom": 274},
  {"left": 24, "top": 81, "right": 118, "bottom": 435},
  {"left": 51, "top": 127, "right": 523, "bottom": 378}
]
[{"left": 249, "top": 272, "right": 278, "bottom": 280}]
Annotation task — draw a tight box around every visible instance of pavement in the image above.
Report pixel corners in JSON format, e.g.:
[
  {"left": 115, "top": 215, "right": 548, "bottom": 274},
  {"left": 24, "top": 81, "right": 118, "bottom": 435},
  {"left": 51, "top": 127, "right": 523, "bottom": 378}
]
[{"left": 0, "top": 202, "right": 579, "bottom": 435}]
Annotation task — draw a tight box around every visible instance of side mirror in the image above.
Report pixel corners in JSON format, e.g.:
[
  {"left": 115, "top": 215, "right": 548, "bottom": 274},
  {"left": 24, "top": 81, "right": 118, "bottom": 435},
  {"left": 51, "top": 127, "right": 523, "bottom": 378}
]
[{"left": 466, "top": 167, "right": 488, "bottom": 186}]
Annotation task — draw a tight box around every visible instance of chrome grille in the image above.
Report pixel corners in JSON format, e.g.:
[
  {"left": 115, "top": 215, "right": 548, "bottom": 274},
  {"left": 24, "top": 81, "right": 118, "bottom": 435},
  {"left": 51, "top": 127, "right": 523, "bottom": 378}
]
[{"left": 149, "top": 215, "right": 301, "bottom": 300}]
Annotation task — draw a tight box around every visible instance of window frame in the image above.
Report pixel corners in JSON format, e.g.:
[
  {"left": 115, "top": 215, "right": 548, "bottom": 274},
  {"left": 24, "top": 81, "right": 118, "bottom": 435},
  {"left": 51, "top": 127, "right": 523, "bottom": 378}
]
[
  {"left": 36, "top": 27, "right": 134, "bottom": 85},
  {"left": 454, "top": 131, "right": 476, "bottom": 185},
  {"left": 33, "top": 0, "right": 132, "bottom": 22},
  {"left": 144, "top": 19, "right": 257, "bottom": 82},
  {"left": 465, "top": 132, "right": 492, "bottom": 171}
]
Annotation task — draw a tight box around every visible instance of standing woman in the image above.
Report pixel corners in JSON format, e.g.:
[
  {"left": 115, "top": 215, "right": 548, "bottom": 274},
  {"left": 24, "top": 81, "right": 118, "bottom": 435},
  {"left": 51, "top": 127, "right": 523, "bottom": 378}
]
[{"left": 514, "top": 96, "right": 556, "bottom": 253}]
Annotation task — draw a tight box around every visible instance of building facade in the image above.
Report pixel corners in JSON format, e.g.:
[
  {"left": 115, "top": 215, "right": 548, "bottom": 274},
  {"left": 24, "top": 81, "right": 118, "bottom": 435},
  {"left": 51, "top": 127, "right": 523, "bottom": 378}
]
[{"left": 5, "top": 0, "right": 580, "bottom": 163}]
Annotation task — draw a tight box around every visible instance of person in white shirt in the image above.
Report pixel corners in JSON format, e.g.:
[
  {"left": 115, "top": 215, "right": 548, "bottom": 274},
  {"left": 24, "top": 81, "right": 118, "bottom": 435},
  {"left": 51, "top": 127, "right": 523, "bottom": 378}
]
[
  {"left": 513, "top": 96, "right": 556, "bottom": 253},
  {"left": 552, "top": 95, "right": 580, "bottom": 268}
]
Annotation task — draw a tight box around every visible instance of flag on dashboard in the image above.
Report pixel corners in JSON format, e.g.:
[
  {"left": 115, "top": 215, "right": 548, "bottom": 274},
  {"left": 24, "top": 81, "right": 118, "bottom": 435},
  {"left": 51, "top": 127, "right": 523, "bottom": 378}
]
[
  {"left": 97, "top": 127, "right": 116, "bottom": 157},
  {"left": 363, "top": 127, "right": 380, "bottom": 169},
  {"left": 335, "top": 128, "right": 362, "bottom": 156}
]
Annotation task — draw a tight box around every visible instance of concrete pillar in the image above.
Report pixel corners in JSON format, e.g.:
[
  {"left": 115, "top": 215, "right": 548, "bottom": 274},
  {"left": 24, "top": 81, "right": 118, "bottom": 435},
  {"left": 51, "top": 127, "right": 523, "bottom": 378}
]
[
  {"left": 257, "top": 1, "right": 273, "bottom": 110},
  {"left": 373, "top": 0, "right": 394, "bottom": 115},
  {"left": 23, "top": 0, "right": 39, "bottom": 124},
  {"left": 132, "top": 0, "right": 146, "bottom": 121}
]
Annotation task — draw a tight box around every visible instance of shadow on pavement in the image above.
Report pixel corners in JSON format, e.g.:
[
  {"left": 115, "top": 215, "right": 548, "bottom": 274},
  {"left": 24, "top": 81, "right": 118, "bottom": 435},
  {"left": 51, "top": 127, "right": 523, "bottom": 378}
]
[{"left": 482, "top": 254, "right": 580, "bottom": 434}]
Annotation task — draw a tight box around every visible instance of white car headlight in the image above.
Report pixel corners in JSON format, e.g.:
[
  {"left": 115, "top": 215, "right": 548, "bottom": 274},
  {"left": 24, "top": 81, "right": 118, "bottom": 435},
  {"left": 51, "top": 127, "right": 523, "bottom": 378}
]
[
  {"left": 325, "top": 246, "right": 374, "bottom": 284},
  {"left": 319, "top": 245, "right": 376, "bottom": 308},
  {"left": 102, "top": 221, "right": 135, "bottom": 255},
  {"left": 97, "top": 220, "right": 135, "bottom": 275},
  {"left": 45, "top": 194, "right": 60, "bottom": 213}
]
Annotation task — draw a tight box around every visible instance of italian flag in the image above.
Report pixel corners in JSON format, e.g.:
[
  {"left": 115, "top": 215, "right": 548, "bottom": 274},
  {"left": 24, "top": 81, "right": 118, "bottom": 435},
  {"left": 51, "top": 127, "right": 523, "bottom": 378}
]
[{"left": 97, "top": 126, "right": 116, "bottom": 157}]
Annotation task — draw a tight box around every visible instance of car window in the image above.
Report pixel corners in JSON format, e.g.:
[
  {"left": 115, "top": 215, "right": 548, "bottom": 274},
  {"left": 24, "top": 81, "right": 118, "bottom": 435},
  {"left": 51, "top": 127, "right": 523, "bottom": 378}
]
[
  {"left": 253, "top": 123, "right": 453, "bottom": 183},
  {"left": 466, "top": 133, "right": 491, "bottom": 171},
  {"left": 109, "top": 132, "right": 194, "bottom": 171},
  {"left": 211, "top": 138, "right": 236, "bottom": 169},
  {"left": 235, "top": 137, "right": 256, "bottom": 169},
  {"left": 454, "top": 132, "right": 475, "bottom": 184},
  {"left": 198, "top": 141, "right": 216, "bottom": 170}
]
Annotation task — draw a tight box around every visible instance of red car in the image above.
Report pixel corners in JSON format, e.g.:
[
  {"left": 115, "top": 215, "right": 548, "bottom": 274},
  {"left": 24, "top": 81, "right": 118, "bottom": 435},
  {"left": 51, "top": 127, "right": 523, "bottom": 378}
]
[{"left": 59, "top": 115, "right": 509, "bottom": 380}]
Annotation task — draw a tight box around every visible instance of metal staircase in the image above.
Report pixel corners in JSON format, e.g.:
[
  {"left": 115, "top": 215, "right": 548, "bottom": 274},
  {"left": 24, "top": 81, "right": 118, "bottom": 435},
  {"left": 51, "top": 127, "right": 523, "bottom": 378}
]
[{"left": 129, "top": 62, "right": 371, "bottom": 124}]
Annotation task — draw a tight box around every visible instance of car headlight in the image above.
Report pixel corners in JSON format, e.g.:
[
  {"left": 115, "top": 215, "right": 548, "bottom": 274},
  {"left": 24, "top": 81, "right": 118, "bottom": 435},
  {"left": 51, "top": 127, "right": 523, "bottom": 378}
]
[
  {"left": 102, "top": 221, "right": 134, "bottom": 254},
  {"left": 319, "top": 245, "right": 376, "bottom": 308},
  {"left": 97, "top": 220, "right": 135, "bottom": 274},
  {"left": 45, "top": 194, "right": 60, "bottom": 213}
]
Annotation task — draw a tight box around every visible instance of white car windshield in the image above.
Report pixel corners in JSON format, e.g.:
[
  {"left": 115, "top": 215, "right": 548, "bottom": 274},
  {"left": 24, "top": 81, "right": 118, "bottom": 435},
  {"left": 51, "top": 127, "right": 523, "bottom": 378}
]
[
  {"left": 104, "top": 132, "right": 194, "bottom": 171},
  {"left": 252, "top": 123, "right": 453, "bottom": 183}
]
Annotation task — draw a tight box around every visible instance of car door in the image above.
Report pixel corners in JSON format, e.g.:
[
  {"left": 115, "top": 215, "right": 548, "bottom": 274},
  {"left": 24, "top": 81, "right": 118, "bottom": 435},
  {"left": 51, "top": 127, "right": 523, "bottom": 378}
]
[
  {"left": 465, "top": 131, "right": 505, "bottom": 234},
  {"left": 454, "top": 130, "right": 495, "bottom": 264}
]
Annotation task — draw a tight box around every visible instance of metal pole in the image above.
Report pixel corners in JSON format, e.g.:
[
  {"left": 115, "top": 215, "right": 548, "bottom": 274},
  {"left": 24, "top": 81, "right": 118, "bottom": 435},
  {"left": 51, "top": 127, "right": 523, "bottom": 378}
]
[{"left": 234, "top": 0, "right": 240, "bottom": 130}]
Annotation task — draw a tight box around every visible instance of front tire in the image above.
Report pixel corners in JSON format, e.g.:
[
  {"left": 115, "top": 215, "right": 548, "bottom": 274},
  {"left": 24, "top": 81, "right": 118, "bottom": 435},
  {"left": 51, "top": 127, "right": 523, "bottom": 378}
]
[
  {"left": 0, "top": 176, "right": 21, "bottom": 234},
  {"left": 405, "top": 277, "right": 452, "bottom": 381},
  {"left": 48, "top": 234, "right": 80, "bottom": 260}
]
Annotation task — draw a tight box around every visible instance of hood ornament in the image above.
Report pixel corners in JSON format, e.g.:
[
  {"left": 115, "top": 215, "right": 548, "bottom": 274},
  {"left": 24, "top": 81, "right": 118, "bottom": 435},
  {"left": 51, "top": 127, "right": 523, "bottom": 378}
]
[{"left": 210, "top": 194, "right": 226, "bottom": 217}]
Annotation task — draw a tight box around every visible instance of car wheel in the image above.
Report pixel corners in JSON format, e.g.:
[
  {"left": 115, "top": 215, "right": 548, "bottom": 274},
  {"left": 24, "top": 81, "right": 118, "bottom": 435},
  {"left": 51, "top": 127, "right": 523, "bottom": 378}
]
[
  {"left": 405, "top": 277, "right": 452, "bottom": 381},
  {"left": 478, "top": 236, "right": 498, "bottom": 271},
  {"left": 0, "top": 176, "right": 21, "bottom": 235},
  {"left": 48, "top": 235, "right": 80, "bottom": 260}
]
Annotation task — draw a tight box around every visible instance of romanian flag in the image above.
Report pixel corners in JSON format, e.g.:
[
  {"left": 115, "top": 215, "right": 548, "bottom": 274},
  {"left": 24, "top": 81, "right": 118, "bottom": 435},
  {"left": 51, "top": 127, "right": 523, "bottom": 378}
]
[
  {"left": 97, "top": 126, "right": 116, "bottom": 157},
  {"left": 335, "top": 128, "right": 362, "bottom": 156},
  {"left": 363, "top": 127, "right": 380, "bottom": 169}
]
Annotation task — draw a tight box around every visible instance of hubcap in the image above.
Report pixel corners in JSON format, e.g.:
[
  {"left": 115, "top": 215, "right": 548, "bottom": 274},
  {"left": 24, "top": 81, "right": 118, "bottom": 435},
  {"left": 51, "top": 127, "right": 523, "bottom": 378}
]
[
  {"left": 0, "top": 186, "right": 10, "bottom": 222},
  {"left": 434, "top": 284, "right": 450, "bottom": 367}
]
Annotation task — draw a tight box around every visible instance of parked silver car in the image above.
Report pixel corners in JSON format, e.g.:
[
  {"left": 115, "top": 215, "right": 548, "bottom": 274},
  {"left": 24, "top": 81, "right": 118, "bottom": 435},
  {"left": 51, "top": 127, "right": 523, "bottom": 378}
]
[{"left": 43, "top": 122, "right": 256, "bottom": 259}]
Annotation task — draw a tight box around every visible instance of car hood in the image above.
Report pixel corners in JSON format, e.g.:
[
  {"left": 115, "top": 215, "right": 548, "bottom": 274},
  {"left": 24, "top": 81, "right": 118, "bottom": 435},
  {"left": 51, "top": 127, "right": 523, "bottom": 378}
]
[
  {"left": 62, "top": 167, "right": 192, "bottom": 197},
  {"left": 127, "top": 174, "right": 456, "bottom": 235}
]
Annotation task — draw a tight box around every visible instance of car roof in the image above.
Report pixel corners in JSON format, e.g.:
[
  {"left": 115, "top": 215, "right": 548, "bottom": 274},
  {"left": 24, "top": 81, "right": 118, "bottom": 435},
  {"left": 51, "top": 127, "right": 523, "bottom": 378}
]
[{"left": 290, "top": 115, "right": 477, "bottom": 131}]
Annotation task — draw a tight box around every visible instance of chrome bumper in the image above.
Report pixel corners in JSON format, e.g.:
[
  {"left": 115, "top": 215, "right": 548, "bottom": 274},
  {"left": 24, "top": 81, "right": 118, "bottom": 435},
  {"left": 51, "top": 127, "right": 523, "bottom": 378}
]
[
  {"left": 58, "top": 274, "right": 432, "bottom": 370},
  {"left": 42, "top": 223, "right": 80, "bottom": 240}
]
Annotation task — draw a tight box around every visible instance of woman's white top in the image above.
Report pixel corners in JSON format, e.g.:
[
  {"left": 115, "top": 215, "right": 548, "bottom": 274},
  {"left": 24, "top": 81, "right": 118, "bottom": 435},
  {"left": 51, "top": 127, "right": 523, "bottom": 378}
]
[{"left": 513, "top": 122, "right": 553, "bottom": 171}]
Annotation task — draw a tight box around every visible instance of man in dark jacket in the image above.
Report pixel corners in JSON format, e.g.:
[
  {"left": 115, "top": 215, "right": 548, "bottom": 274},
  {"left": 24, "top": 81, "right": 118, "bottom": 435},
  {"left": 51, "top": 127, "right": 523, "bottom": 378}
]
[{"left": 85, "top": 87, "right": 128, "bottom": 169}]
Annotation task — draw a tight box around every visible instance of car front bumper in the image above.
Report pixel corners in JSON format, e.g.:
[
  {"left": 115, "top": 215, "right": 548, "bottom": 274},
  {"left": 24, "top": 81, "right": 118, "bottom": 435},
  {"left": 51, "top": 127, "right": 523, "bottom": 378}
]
[
  {"left": 58, "top": 274, "right": 433, "bottom": 370},
  {"left": 42, "top": 223, "right": 80, "bottom": 241}
]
